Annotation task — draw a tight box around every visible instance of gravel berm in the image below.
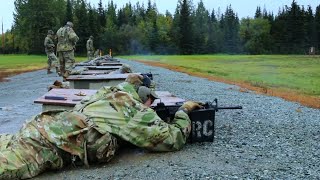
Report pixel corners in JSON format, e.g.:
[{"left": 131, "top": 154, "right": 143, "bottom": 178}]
[{"left": 0, "top": 59, "right": 319, "bottom": 179}]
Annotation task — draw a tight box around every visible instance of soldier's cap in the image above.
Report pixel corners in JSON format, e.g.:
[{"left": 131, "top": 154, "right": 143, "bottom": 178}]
[
  {"left": 47, "top": 30, "right": 54, "bottom": 35},
  {"left": 125, "top": 74, "right": 143, "bottom": 85},
  {"left": 90, "top": 35, "right": 94, "bottom": 39},
  {"left": 66, "top": 21, "right": 73, "bottom": 27},
  {"left": 121, "top": 64, "right": 132, "bottom": 73},
  {"left": 138, "top": 86, "right": 159, "bottom": 103}
]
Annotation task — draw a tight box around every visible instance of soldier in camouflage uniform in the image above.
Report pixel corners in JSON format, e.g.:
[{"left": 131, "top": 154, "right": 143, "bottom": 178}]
[
  {"left": 86, "top": 36, "right": 94, "bottom": 60},
  {"left": 0, "top": 74, "right": 202, "bottom": 179},
  {"left": 56, "top": 21, "right": 79, "bottom": 81},
  {"left": 94, "top": 49, "right": 100, "bottom": 58},
  {"left": 44, "top": 30, "right": 60, "bottom": 74}
]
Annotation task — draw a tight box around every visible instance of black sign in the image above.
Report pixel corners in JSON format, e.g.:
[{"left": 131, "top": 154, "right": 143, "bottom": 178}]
[{"left": 189, "top": 109, "right": 215, "bottom": 142}]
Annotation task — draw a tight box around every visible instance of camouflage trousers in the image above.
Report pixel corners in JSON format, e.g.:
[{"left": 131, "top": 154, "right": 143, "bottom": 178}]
[
  {"left": 0, "top": 111, "right": 118, "bottom": 179},
  {"left": 87, "top": 50, "right": 94, "bottom": 60},
  {"left": 0, "top": 122, "right": 64, "bottom": 179},
  {"left": 58, "top": 50, "right": 75, "bottom": 78},
  {"left": 46, "top": 52, "right": 59, "bottom": 71}
]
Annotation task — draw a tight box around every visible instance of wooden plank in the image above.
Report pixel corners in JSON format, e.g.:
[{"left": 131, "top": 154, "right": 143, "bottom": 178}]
[
  {"left": 34, "top": 89, "right": 96, "bottom": 106},
  {"left": 80, "top": 70, "right": 113, "bottom": 75},
  {"left": 151, "top": 97, "right": 185, "bottom": 107},
  {"left": 34, "top": 89, "right": 181, "bottom": 108},
  {"left": 67, "top": 73, "right": 141, "bottom": 81},
  {"left": 100, "top": 62, "right": 123, "bottom": 66},
  {"left": 85, "top": 66, "right": 122, "bottom": 70},
  {"left": 75, "top": 60, "right": 121, "bottom": 66}
]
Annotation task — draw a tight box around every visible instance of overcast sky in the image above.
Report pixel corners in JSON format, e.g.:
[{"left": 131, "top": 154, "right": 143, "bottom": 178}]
[{"left": 0, "top": 0, "right": 319, "bottom": 32}]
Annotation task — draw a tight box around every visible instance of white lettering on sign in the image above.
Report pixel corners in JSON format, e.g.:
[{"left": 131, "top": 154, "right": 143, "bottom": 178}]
[
  {"left": 192, "top": 120, "right": 214, "bottom": 138},
  {"left": 203, "top": 120, "right": 213, "bottom": 136}
]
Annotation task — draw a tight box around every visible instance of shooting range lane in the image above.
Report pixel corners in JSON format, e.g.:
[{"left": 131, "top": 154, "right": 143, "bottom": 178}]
[
  {"left": 34, "top": 88, "right": 184, "bottom": 112},
  {"left": 75, "top": 62, "right": 123, "bottom": 66},
  {"left": 76, "top": 70, "right": 114, "bottom": 75},
  {"left": 100, "top": 62, "right": 123, "bottom": 66},
  {"left": 83, "top": 65, "right": 122, "bottom": 70},
  {"left": 66, "top": 73, "right": 142, "bottom": 89}
]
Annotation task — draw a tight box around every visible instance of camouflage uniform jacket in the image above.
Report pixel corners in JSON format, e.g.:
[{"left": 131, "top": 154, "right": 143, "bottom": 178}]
[
  {"left": 37, "top": 82, "right": 191, "bottom": 164},
  {"left": 86, "top": 39, "right": 94, "bottom": 51},
  {"left": 73, "top": 82, "right": 191, "bottom": 152},
  {"left": 56, "top": 26, "right": 79, "bottom": 52},
  {"left": 44, "top": 35, "right": 55, "bottom": 53},
  {"left": 0, "top": 82, "right": 190, "bottom": 178},
  {"left": 38, "top": 82, "right": 190, "bottom": 164}
]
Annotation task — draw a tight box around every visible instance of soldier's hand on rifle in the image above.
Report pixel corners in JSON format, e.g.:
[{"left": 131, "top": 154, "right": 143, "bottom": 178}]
[{"left": 179, "top": 101, "right": 203, "bottom": 114}]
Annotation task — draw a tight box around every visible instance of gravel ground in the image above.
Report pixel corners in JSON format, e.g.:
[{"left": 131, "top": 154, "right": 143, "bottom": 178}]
[{"left": 0, "top": 59, "right": 320, "bottom": 179}]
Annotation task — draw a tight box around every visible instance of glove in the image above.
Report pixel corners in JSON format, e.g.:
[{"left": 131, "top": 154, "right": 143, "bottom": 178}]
[
  {"left": 179, "top": 101, "right": 203, "bottom": 114},
  {"left": 149, "top": 81, "right": 156, "bottom": 90}
]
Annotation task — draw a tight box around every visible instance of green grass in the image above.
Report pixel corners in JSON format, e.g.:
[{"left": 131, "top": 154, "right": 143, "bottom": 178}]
[
  {"left": 120, "top": 55, "right": 320, "bottom": 96},
  {"left": 0, "top": 54, "right": 87, "bottom": 72}
]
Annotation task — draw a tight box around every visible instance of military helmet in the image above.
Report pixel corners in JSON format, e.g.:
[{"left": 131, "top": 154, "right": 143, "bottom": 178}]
[
  {"left": 138, "top": 86, "right": 159, "bottom": 103},
  {"left": 66, "top": 21, "right": 73, "bottom": 27},
  {"left": 47, "top": 30, "right": 54, "bottom": 35},
  {"left": 125, "top": 74, "right": 143, "bottom": 86},
  {"left": 120, "top": 64, "right": 132, "bottom": 73}
]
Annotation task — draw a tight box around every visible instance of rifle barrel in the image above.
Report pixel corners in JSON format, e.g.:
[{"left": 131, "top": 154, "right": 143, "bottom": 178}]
[{"left": 216, "top": 106, "right": 243, "bottom": 110}]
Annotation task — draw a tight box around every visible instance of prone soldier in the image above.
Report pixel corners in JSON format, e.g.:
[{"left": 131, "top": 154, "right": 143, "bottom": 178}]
[{"left": 0, "top": 74, "right": 202, "bottom": 179}]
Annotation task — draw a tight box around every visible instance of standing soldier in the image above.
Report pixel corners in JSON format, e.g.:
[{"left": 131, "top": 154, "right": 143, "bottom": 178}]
[
  {"left": 44, "top": 30, "right": 60, "bottom": 74},
  {"left": 56, "top": 21, "right": 79, "bottom": 81},
  {"left": 86, "top": 35, "right": 94, "bottom": 60}
]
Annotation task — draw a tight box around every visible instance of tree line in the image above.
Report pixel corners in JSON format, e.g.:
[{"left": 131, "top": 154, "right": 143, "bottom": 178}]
[{"left": 0, "top": 0, "right": 320, "bottom": 55}]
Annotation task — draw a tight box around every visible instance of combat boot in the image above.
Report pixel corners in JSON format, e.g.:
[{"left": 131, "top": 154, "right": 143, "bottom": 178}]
[
  {"left": 47, "top": 69, "right": 53, "bottom": 74},
  {"left": 56, "top": 67, "right": 61, "bottom": 76},
  {"left": 62, "top": 71, "right": 69, "bottom": 82}
]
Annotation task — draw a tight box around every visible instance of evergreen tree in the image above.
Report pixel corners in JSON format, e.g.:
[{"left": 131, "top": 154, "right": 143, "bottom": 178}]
[
  {"left": 315, "top": 5, "right": 320, "bottom": 50},
  {"left": 193, "top": 0, "right": 209, "bottom": 54},
  {"left": 98, "top": 0, "right": 106, "bottom": 28},
  {"left": 271, "top": 8, "right": 289, "bottom": 53},
  {"left": 74, "top": 0, "right": 89, "bottom": 53},
  {"left": 169, "top": 4, "right": 181, "bottom": 53},
  {"left": 305, "top": 6, "right": 315, "bottom": 48},
  {"left": 87, "top": 4, "right": 99, "bottom": 46},
  {"left": 287, "top": 1, "right": 305, "bottom": 53},
  {"left": 179, "top": 0, "right": 194, "bottom": 54},
  {"left": 255, "top": 6, "right": 262, "bottom": 18},
  {"left": 13, "top": 0, "right": 63, "bottom": 53},
  {"left": 222, "top": 5, "right": 240, "bottom": 53},
  {"left": 207, "top": 9, "right": 218, "bottom": 53},
  {"left": 65, "top": 0, "right": 73, "bottom": 24}
]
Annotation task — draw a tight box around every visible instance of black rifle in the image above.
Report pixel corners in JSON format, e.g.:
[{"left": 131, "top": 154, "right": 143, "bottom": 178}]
[
  {"left": 152, "top": 98, "right": 242, "bottom": 142},
  {"left": 141, "top": 72, "right": 153, "bottom": 80}
]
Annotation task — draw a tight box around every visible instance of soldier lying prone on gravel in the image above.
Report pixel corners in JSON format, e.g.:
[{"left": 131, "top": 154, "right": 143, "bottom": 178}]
[{"left": 0, "top": 74, "right": 202, "bottom": 179}]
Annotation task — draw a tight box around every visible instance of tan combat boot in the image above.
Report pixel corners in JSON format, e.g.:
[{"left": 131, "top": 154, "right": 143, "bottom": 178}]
[{"left": 47, "top": 69, "right": 53, "bottom": 74}]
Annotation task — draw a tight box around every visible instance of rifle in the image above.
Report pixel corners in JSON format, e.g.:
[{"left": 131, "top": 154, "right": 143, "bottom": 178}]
[
  {"left": 152, "top": 98, "right": 242, "bottom": 143},
  {"left": 141, "top": 72, "right": 153, "bottom": 80}
]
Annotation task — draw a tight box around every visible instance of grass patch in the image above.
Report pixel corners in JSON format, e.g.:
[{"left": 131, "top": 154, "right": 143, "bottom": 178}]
[
  {"left": 120, "top": 55, "right": 320, "bottom": 108},
  {"left": 120, "top": 55, "right": 320, "bottom": 96},
  {"left": 0, "top": 54, "right": 86, "bottom": 80}
]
